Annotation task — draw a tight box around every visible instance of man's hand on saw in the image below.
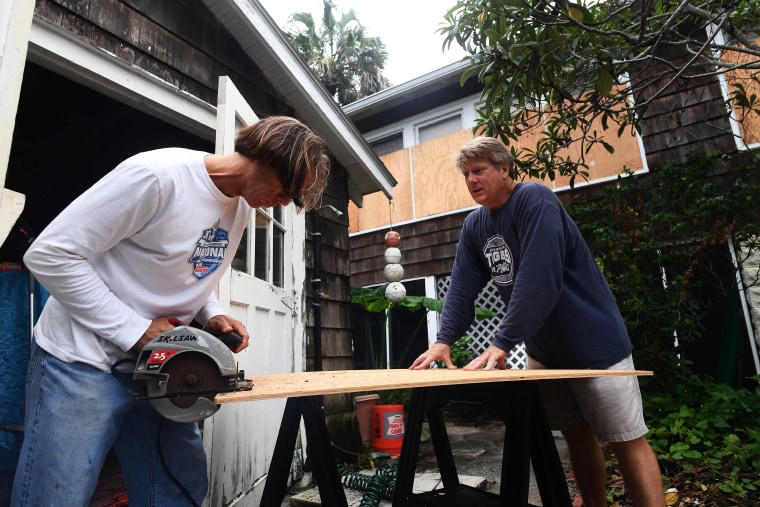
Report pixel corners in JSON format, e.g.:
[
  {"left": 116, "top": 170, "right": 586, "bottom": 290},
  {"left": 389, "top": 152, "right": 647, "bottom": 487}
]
[
  {"left": 130, "top": 318, "right": 178, "bottom": 353},
  {"left": 206, "top": 315, "right": 250, "bottom": 353},
  {"left": 410, "top": 343, "right": 456, "bottom": 370}
]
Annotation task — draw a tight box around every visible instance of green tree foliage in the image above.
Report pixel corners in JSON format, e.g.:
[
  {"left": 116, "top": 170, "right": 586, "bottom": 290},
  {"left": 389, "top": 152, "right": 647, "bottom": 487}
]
[
  {"left": 565, "top": 151, "right": 760, "bottom": 504},
  {"left": 284, "top": 0, "right": 390, "bottom": 105},
  {"left": 566, "top": 151, "right": 760, "bottom": 385},
  {"left": 440, "top": 0, "right": 760, "bottom": 184}
]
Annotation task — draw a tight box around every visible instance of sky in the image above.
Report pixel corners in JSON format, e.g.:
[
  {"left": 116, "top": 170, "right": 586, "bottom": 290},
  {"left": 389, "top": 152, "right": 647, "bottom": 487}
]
[{"left": 259, "top": 0, "right": 468, "bottom": 86}]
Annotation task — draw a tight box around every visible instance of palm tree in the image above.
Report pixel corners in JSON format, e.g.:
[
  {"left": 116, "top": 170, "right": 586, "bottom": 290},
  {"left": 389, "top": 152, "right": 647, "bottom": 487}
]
[{"left": 284, "top": 0, "right": 390, "bottom": 105}]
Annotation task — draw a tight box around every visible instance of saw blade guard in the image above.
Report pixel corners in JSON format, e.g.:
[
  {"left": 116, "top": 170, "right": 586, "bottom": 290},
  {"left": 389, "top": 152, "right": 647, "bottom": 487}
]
[
  {"left": 133, "top": 326, "right": 239, "bottom": 422},
  {"left": 149, "top": 387, "right": 221, "bottom": 423}
]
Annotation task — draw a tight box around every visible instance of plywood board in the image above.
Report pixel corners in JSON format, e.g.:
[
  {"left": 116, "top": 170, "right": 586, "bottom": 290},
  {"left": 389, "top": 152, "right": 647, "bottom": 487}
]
[
  {"left": 352, "top": 149, "right": 413, "bottom": 231},
  {"left": 411, "top": 130, "right": 474, "bottom": 217},
  {"left": 215, "top": 368, "right": 652, "bottom": 404},
  {"left": 724, "top": 36, "right": 760, "bottom": 146}
]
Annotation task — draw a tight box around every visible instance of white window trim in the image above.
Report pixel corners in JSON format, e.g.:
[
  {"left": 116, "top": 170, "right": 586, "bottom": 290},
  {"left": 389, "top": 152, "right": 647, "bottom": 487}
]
[{"left": 363, "top": 95, "right": 482, "bottom": 149}]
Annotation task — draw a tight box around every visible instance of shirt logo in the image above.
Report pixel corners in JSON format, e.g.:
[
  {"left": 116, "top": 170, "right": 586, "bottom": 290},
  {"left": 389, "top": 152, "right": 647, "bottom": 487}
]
[
  {"left": 483, "top": 235, "right": 514, "bottom": 285},
  {"left": 189, "top": 221, "right": 229, "bottom": 279}
]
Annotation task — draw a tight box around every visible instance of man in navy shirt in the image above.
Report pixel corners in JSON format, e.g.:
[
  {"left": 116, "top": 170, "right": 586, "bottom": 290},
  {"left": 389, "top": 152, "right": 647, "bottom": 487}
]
[{"left": 411, "top": 137, "right": 665, "bottom": 506}]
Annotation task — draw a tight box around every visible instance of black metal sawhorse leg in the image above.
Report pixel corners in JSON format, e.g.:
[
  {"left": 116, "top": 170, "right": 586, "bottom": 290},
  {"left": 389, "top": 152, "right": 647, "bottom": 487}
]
[
  {"left": 392, "top": 381, "right": 571, "bottom": 507},
  {"left": 260, "top": 396, "right": 348, "bottom": 507}
]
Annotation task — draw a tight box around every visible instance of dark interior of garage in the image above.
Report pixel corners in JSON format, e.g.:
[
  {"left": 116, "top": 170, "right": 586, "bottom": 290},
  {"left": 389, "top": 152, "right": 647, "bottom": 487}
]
[{"left": 4, "top": 61, "right": 213, "bottom": 251}]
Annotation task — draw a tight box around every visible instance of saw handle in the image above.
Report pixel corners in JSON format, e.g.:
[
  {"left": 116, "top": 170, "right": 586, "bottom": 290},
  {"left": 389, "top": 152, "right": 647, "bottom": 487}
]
[
  {"left": 167, "top": 317, "right": 242, "bottom": 350},
  {"left": 217, "top": 331, "right": 243, "bottom": 350},
  {"left": 168, "top": 317, "right": 186, "bottom": 327}
]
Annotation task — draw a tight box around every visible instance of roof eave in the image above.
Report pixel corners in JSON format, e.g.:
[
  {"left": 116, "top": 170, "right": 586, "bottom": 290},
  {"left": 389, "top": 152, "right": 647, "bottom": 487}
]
[{"left": 343, "top": 60, "right": 472, "bottom": 119}]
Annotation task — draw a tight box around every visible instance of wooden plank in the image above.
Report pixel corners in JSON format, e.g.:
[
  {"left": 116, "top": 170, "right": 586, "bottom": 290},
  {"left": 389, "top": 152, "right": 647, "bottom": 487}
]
[{"left": 215, "top": 368, "right": 652, "bottom": 404}]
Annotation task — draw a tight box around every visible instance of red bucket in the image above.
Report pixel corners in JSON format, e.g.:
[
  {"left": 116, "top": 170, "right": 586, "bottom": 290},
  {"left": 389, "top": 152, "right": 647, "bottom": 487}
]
[{"left": 371, "top": 404, "right": 405, "bottom": 456}]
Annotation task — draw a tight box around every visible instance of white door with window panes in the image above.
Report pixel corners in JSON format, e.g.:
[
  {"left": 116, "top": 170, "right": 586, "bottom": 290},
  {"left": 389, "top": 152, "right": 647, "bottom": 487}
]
[{"left": 202, "top": 76, "right": 306, "bottom": 507}]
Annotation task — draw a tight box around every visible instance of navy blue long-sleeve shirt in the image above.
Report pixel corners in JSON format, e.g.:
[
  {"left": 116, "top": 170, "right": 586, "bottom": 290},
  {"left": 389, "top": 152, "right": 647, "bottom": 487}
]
[{"left": 437, "top": 182, "right": 632, "bottom": 369}]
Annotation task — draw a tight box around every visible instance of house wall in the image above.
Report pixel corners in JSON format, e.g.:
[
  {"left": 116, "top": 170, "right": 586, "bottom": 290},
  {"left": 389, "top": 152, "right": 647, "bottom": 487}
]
[
  {"left": 348, "top": 32, "right": 760, "bottom": 283},
  {"left": 304, "top": 169, "right": 354, "bottom": 416},
  {"left": 35, "top": 0, "right": 283, "bottom": 114},
  {"left": 0, "top": 1, "right": 34, "bottom": 244},
  {"left": 348, "top": 41, "right": 760, "bottom": 377},
  {"left": 350, "top": 211, "right": 467, "bottom": 288},
  {"left": 348, "top": 89, "right": 647, "bottom": 293},
  {"left": 348, "top": 95, "right": 646, "bottom": 236},
  {"left": 630, "top": 43, "right": 737, "bottom": 168}
]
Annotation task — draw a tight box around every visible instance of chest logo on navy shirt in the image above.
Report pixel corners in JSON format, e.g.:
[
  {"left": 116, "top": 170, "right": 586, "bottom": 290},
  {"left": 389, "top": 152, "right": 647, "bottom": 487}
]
[
  {"left": 484, "top": 235, "right": 514, "bottom": 285},
  {"left": 189, "top": 221, "right": 230, "bottom": 279}
]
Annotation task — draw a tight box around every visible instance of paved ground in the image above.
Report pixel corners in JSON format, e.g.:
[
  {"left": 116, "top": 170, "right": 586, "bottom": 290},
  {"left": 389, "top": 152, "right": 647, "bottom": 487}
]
[
  {"left": 283, "top": 420, "right": 575, "bottom": 506},
  {"left": 414, "top": 421, "right": 572, "bottom": 502}
]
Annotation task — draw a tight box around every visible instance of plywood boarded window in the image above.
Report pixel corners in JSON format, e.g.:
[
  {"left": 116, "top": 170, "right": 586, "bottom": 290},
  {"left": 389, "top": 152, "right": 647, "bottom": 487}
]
[{"left": 723, "top": 35, "right": 760, "bottom": 148}]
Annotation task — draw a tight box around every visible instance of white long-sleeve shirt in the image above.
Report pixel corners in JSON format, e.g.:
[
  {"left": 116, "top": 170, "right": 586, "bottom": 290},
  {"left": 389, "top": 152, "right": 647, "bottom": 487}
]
[{"left": 24, "top": 148, "right": 251, "bottom": 372}]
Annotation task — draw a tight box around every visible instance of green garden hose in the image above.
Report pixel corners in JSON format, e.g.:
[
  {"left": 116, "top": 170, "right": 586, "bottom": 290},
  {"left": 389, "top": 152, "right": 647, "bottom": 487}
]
[{"left": 336, "top": 461, "right": 398, "bottom": 507}]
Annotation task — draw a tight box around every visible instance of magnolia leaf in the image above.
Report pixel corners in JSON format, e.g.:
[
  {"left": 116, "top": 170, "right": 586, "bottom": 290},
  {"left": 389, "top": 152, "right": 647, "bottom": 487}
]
[
  {"left": 566, "top": 3, "right": 594, "bottom": 23},
  {"left": 598, "top": 67, "right": 614, "bottom": 97}
]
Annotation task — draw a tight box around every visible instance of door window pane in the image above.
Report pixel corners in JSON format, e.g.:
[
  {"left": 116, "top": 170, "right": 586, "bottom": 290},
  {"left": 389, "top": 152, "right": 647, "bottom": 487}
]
[
  {"left": 273, "top": 226, "right": 284, "bottom": 287},
  {"left": 249, "top": 206, "right": 288, "bottom": 286},
  {"left": 232, "top": 226, "right": 249, "bottom": 273},
  {"left": 254, "top": 211, "right": 270, "bottom": 280}
]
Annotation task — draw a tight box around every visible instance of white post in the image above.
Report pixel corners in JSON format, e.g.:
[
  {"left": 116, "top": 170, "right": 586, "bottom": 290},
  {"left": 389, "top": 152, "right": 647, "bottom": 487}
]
[{"left": 0, "top": 0, "right": 35, "bottom": 243}]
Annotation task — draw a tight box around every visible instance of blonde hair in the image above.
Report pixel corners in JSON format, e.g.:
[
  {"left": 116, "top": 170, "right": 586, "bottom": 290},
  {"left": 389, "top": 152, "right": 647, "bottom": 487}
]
[{"left": 455, "top": 136, "right": 515, "bottom": 178}]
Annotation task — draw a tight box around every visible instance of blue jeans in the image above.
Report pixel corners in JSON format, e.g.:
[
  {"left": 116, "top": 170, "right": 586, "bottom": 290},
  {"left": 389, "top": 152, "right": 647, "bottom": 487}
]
[{"left": 11, "top": 341, "right": 208, "bottom": 506}]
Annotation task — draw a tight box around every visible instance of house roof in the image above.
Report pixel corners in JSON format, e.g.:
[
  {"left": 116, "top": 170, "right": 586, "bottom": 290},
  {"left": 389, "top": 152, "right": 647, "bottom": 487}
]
[
  {"left": 202, "top": 0, "right": 396, "bottom": 207},
  {"left": 343, "top": 61, "right": 484, "bottom": 133}
]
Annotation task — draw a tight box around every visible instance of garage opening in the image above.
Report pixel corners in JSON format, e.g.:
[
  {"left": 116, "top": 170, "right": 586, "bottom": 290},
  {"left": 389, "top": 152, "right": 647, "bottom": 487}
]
[{"left": 6, "top": 61, "right": 213, "bottom": 240}]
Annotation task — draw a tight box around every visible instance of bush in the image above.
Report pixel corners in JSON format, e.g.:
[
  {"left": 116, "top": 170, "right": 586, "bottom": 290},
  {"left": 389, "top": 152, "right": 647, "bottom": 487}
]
[{"left": 642, "top": 374, "right": 760, "bottom": 503}]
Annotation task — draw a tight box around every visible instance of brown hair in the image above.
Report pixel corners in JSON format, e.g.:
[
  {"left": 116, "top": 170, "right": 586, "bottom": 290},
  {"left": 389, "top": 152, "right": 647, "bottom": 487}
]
[
  {"left": 455, "top": 136, "right": 515, "bottom": 178},
  {"left": 235, "top": 116, "right": 331, "bottom": 211}
]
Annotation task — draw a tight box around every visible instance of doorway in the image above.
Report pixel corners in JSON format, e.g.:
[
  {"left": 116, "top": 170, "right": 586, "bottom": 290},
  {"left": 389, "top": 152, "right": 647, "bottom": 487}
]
[{"left": 6, "top": 62, "right": 212, "bottom": 238}]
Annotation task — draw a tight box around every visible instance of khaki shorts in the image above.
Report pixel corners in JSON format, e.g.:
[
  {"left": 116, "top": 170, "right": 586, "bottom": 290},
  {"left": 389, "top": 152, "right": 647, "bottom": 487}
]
[{"left": 528, "top": 354, "right": 649, "bottom": 442}]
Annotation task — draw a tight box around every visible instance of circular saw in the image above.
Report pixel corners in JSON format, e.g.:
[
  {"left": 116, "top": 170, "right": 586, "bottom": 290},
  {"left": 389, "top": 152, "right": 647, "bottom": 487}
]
[{"left": 133, "top": 325, "right": 253, "bottom": 423}]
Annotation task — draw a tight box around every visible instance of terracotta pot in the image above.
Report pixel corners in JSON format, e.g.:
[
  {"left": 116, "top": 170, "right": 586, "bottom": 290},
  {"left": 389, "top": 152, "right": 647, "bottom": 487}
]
[{"left": 354, "top": 394, "right": 380, "bottom": 446}]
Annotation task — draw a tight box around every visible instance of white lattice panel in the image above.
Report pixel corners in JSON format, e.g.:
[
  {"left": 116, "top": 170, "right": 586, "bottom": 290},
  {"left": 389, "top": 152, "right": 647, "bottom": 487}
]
[{"left": 437, "top": 276, "right": 527, "bottom": 369}]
